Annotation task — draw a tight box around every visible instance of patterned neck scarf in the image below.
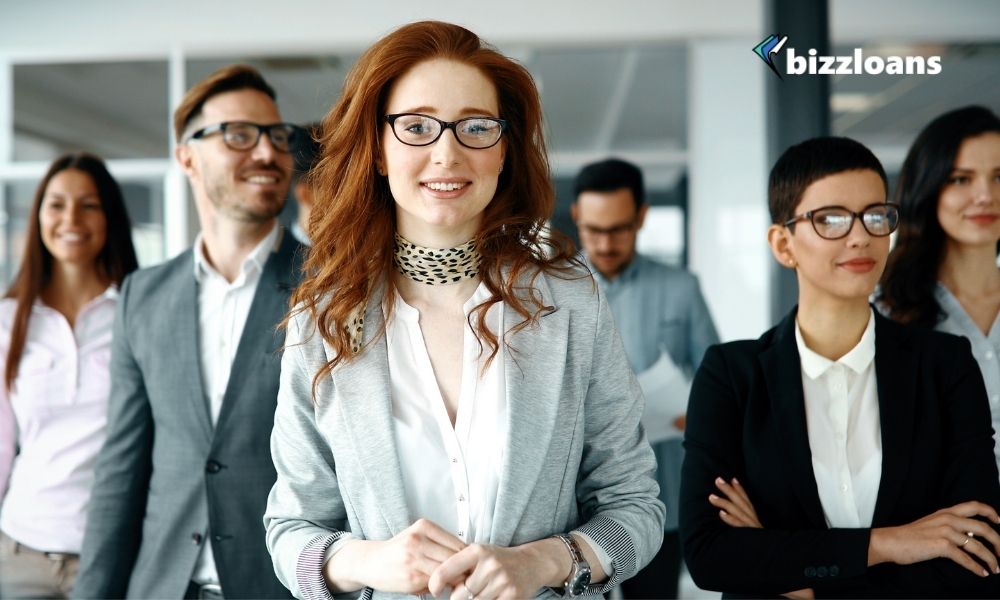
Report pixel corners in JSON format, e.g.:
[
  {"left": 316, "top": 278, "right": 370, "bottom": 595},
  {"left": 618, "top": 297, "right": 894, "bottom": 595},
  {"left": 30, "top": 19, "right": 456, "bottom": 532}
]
[{"left": 393, "top": 233, "right": 482, "bottom": 285}]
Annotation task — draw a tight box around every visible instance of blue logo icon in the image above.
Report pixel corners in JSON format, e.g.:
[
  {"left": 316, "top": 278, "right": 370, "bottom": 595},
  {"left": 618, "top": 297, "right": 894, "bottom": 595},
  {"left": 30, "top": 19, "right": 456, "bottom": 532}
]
[{"left": 753, "top": 34, "right": 788, "bottom": 79}]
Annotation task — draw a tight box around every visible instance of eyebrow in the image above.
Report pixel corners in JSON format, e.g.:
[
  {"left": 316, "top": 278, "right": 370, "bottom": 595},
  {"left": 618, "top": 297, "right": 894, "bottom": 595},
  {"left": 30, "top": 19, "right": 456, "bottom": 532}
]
[
  {"left": 396, "top": 106, "right": 499, "bottom": 118},
  {"left": 44, "top": 192, "right": 100, "bottom": 201}
]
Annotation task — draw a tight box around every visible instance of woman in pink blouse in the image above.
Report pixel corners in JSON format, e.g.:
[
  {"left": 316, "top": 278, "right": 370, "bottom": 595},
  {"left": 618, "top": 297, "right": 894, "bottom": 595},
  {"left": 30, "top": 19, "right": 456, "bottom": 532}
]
[{"left": 0, "top": 152, "right": 137, "bottom": 598}]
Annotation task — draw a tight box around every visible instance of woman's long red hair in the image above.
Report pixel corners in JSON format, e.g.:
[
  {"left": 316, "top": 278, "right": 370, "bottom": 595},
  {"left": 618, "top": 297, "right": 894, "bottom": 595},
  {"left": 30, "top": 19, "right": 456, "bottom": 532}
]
[{"left": 290, "top": 21, "right": 580, "bottom": 397}]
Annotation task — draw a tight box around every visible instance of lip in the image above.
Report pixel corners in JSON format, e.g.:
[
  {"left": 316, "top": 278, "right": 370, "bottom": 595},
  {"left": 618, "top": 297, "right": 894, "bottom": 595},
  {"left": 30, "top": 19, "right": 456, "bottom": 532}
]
[
  {"left": 241, "top": 171, "right": 284, "bottom": 186},
  {"left": 837, "top": 258, "right": 877, "bottom": 273},
  {"left": 966, "top": 214, "right": 999, "bottom": 225},
  {"left": 55, "top": 231, "right": 89, "bottom": 243},
  {"left": 421, "top": 178, "right": 471, "bottom": 199}
]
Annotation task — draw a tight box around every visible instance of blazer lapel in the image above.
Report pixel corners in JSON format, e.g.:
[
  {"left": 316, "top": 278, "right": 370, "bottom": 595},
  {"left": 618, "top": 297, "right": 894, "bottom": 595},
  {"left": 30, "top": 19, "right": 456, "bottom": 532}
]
[
  {"left": 758, "top": 310, "right": 827, "bottom": 528},
  {"left": 331, "top": 289, "right": 412, "bottom": 536},
  {"left": 490, "top": 273, "right": 566, "bottom": 546},
  {"left": 870, "top": 313, "right": 916, "bottom": 525},
  {"left": 177, "top": 265, "right": 214, "bottom": 445}
]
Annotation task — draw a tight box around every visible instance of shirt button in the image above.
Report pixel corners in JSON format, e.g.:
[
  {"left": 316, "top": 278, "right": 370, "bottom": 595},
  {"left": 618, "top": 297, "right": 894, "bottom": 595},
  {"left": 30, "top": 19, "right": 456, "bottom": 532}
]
[
  {"left": 991, "top": 395, "right": 999, "bottom": 407},
  {"left": 458, "top": 495, "right": 465, "bottom": 502},
  {"left": 840, "top": 483, "right": 849, "bottom": 492},
  {"left": 451, "top": 457, "right": 458, "bottom": 464},
  {"left": 986, "top": 351, "right": 995, "bottom": 360},
  {"left": 458, "top": 531, "right": 464, "bottom": 537},
  {"left": 836, "top": 432, "right": 845, "bottom": 441},
  {"left": 191, "top": 533, "right": 203, "bottom": 545},
  {"left": 205, "top": 460, "right": 222, "bottom": 474}
]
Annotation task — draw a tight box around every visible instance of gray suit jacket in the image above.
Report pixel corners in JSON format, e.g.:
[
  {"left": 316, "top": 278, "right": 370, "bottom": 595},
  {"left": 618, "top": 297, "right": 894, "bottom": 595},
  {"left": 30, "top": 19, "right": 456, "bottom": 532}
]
[
  {"left": 264, "top": 269, "right": 665, "bottom": 600},
  {"left": 74, "top": 230, "right": 304, "bottom": 599}
]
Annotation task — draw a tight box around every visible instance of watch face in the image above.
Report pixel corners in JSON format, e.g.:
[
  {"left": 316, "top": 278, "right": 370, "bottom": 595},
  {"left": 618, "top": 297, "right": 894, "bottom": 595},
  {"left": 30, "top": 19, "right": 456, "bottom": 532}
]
[{"left": 569, "top": 565, "right": 592, "bottom": 596}]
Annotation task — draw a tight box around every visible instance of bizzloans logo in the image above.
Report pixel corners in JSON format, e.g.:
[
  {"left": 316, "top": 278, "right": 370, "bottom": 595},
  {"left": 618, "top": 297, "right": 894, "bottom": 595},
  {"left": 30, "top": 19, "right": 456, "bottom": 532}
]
[{"left": 753, "top": 34, "right": 942, "bottom": 78}]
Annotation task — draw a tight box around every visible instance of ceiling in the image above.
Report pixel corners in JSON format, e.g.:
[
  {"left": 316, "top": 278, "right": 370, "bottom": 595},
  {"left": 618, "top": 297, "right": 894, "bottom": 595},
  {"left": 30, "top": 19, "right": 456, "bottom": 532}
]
[{"left": 9, "top": 39, "right": 1000, "bottom": 187}]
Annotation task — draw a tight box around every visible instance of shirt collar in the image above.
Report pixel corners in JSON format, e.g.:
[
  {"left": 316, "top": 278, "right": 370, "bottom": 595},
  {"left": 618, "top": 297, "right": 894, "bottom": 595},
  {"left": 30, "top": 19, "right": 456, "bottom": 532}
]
[
  {"left": 193, "top": 222, "right": 280, "bottom": 283},
  {"left": 795, "top": 307, "right": 876, "bottom": 380},
  {"left": 583, "top": 252, "right": 643, "bottom": 287},
  {"left": 32, "top": 283, "right": 120, "bottom": 314}
]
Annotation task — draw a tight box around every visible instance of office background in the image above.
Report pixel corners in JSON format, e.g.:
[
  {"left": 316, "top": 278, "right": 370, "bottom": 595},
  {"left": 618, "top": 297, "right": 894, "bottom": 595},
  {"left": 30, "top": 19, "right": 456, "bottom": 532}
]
[{"left": 0, "top": 0, "right": 997, "bottom": 342}]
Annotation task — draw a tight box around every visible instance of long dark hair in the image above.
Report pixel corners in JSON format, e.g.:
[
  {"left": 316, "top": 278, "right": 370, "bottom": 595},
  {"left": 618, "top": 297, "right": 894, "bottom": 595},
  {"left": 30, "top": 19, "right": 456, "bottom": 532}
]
[
  {"left": 878, "top": 105, "right": 1000, "bottom": 327},
  {"left": 4, "top": 152, "right": 139, "bottom": 390}
]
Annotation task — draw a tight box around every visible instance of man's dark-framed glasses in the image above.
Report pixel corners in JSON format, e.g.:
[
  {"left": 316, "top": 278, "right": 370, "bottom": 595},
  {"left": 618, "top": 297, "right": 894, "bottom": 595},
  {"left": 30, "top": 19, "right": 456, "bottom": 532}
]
[
  {"left": 385, "top": 113, "right": 506, "bottom": 149},
  {"left": 185, "top": 121, "right": 302, "bottom": 153},
  {"left": 784, "top": 202, "right": 900, "bottom": 240}
]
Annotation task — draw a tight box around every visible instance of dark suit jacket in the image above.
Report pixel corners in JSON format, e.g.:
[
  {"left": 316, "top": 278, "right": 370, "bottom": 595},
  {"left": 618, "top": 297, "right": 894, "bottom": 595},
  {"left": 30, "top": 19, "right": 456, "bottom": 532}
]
[
  {"left": 680, "top": 308, "right": 1000, "bottom": 598},
  {"left": 73, "top": 230, "right": 303, "bottom": 599}
]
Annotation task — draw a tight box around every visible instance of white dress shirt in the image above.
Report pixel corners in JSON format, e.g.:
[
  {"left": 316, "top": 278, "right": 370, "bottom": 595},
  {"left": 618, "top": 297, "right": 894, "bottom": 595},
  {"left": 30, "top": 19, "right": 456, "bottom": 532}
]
[
  {"left": 387, "top": 283, "right": 507, "bottom": 545},
  {"left": 191, "top": 223, "right": 279, "bottom": 584},
  {"left": 323, "top": 282, "right": 613, "bottom": 576},
  {"left": 0, "top": 286, "right": 118, "bottom": 553},
  {"left": 796, "top": 309, "right": 882, "bottom": 528}
]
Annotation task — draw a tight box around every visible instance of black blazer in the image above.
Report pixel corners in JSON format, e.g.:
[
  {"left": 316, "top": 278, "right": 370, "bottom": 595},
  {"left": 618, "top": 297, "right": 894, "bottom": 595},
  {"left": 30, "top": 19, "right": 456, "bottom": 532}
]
[{"left": 679, "top": 308, "right": 1000, "bottom": 598}]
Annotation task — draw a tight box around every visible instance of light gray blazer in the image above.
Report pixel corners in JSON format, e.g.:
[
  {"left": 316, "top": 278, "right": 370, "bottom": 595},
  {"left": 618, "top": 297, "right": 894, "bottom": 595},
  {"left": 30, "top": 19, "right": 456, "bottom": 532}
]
[{"left": 264, "top": 268, "right": 665, "bottom": 600}]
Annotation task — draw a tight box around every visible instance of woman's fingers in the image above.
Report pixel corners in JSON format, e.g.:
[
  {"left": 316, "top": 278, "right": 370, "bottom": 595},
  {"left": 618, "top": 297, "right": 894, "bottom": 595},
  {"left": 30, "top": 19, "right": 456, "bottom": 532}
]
[
  {"left": 713, "top": 477, "right": 761, "bottom": 527},
  {"left": 718, "top": 509, "right": 754, "bottom": 528},
  {"left": 955, "top": 533, "right": 1000, "bottom": 575},
  {"left": 710, "top": 494, "right": 755, "bottom": 526},
  {"left": 943, "top": 540, "right": 994, "bottom": 578},
  {"left": 414, "top": 518, "right": 467, "bottom": 553},
  {"left": 716, "top": 477, "right": 756, "bottom": 517},
  {"left": 939, "top": 501, "right": 1000, "bottom": 524}
]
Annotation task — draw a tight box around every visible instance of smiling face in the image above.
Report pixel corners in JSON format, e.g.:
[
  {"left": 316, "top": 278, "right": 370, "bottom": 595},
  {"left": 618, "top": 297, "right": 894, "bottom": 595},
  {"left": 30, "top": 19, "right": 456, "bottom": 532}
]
[
  {"left": 937, "top": 132, "right": 1000, "bottom": 251},
  {"left": 769, "top": 169, "right": 890, "bottom": 306},
  {"left": 381, "top": 58, "right": 505, "bottom": 246},
  {"left": 39, "top": 168, "right": 108, "bottom": 268},
  {"left": 177, "top": 88, "right": 293, "bottom": 225}
]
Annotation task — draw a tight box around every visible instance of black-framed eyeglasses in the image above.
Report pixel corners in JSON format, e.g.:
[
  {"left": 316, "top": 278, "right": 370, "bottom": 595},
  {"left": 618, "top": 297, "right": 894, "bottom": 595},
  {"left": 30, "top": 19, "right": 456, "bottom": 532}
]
[
  {"left": 784, "top": 202, "right": 900, "bottom": 240},
  {"left": 184, "top": 121, "right": 302, "bottom": 153},
  {"left": 579, "top": 220, "right": 639, "bottom": 239},
  {"left": 385, "top": 113, "right": 507, "bottom": 149}
]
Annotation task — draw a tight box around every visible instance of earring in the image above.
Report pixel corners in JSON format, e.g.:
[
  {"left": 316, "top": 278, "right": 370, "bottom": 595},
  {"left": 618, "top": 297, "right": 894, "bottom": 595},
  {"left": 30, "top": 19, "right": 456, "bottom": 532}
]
[
  {"left": 787, "top": 259, "right": 797, "bottom": 267},
  {"left": 498, "top": 164, "right": 503, "bottom": 174}
]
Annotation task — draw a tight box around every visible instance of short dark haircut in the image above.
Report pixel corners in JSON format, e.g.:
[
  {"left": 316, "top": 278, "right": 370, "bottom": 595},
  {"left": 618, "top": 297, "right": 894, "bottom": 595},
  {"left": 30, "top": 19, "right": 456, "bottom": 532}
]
[
  {"left": 173, "top": 64, "right": 276, "bottom": 142},
  {"left": 768, "top": 136, "right": 888, "bottom": 225},
  {"left": 573, "top": 158, "right": 644, "bottom": 209}
]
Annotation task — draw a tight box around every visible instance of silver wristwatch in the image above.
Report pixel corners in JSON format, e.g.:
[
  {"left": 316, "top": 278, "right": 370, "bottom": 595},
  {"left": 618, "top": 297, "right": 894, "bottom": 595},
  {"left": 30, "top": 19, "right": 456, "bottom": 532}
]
[{"left": 552, "top": 533, "right": 592, "bottom": 597}]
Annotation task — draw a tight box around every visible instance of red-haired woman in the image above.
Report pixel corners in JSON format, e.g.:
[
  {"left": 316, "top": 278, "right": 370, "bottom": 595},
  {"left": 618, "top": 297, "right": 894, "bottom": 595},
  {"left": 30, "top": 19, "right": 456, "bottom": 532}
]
[
  {"left": 0, "top": 152, "right": 138, "bottom": 598},
  {"left": 264, "top": 21, "right": 664, "bottom": 600}
]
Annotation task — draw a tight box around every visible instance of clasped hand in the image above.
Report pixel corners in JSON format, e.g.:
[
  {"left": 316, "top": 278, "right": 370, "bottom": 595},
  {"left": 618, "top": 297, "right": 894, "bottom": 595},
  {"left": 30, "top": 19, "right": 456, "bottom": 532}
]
[{"left": 367, "top": 519, "right": 549, "bottom": 599}]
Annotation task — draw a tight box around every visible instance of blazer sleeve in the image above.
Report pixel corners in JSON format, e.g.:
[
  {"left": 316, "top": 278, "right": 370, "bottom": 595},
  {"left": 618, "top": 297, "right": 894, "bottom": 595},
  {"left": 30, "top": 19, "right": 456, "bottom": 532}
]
[
  {"left": 73, "top": 275, "right": 154, "bottom": 600},
  {"left": 871, "top": 335, "right": 1000, "bottom": 597},
  {"left": 680, "top": 344, "right": 871, "bottom": 596},
  {"left": 264, "top": 312, "right": 350, "bottom": 600},
  {"left": 572, "top": 287, "right": 666, "bottom": 593}
]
